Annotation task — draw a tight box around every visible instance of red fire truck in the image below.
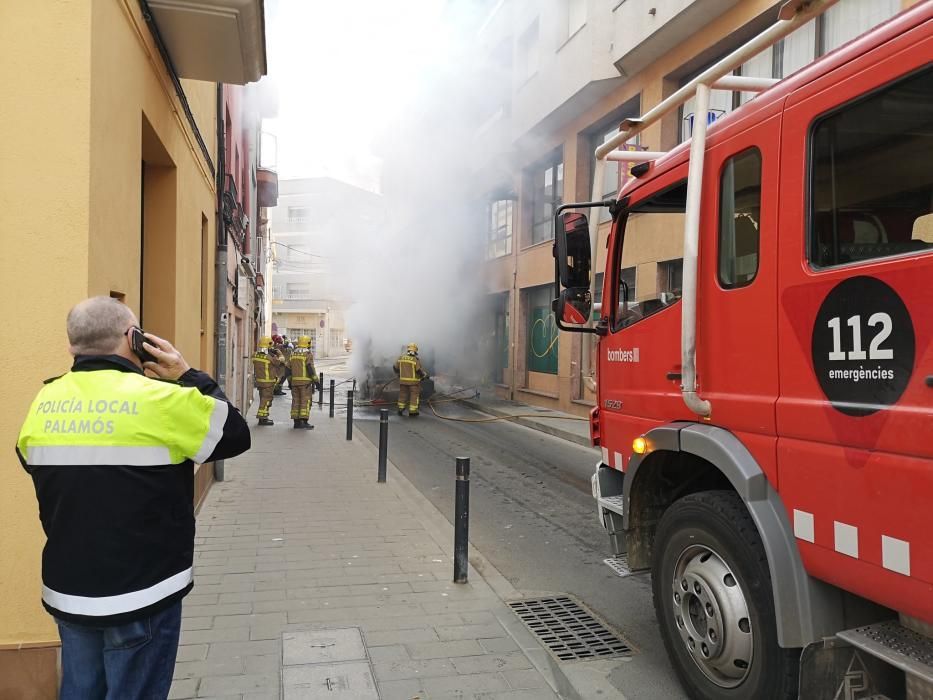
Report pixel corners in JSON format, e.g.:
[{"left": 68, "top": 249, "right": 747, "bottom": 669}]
[{"left": 553, "top": 1, "right": 932, "bottom": 698}]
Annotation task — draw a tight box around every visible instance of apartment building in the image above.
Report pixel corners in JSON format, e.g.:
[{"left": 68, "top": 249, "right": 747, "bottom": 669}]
[
  {"left": 475, "top": 0, "right": 915, "bottom": 416},
  {"left": 268, "top": 178, "right": 385, "bottom": 357}
]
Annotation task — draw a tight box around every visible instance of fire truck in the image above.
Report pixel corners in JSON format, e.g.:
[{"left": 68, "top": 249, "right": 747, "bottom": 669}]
[{"left": 552, "top": 1, "right": 932, "bottom": 698}]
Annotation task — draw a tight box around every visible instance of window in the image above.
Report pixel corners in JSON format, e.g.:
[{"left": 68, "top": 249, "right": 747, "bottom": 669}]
[
  {"left": 288, "top": 206, "right": 310, "bottom": 223},
  {"left": 518, "top": 21, "right": 539, "bottom": 83},
  {"left": 611, "top": 181, "right": 687, "bottom": 331},
  {"left": 821, "top": 0, "right": 899, "bottom": 54},
  {"left": 527, "top": 285, "right": 558, "bottom": 374},
  {"left": 487, "top": 200, "right": 514, "bottom": 259},
  {"left": 567, "top": 0, "right": 586, "bottom": 38},
  {"left": 658, "top": 259, "right": 683, "bottom": 297},
  {"left": 593, "top": 127, "right": 639, "bottom": 222},
  {"left": 285, "top": 282, "right": 311, "bottom": 299},
  {"left": 530, "top": 153, "right": 563, "bottom": 245},
  {"left": 620, "top": 267, "right": 636, "bottom": 303},
  {"left": 719, "top": 148, "right": 762, "bottom": 288},
  {"left": 810, "top": 67, "right": 933, "bottom": 268}
]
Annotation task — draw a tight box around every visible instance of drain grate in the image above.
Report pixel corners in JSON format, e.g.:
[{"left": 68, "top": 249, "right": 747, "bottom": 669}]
[
  {"left": 508, "top": 596, "right": 632, "bottom": 662},
  {"left": 604, "top": 554, "right": 633, "bottom": 577}
]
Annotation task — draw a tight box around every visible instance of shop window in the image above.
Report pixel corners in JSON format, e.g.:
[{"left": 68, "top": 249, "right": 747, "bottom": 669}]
[{"left": 527, "top": 285, "right": 558, "bottom": 374}]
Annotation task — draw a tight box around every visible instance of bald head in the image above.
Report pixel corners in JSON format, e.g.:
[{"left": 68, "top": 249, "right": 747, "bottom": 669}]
[{"left": 67, "top": 297, "right": 137, "bottom": 357}]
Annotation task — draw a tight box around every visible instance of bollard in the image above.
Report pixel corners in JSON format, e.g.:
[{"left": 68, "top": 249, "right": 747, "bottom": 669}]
[
  {"left": 329, "top": 379, "right": 335, "bottom": 418},
  {"left": 346, "top": 389, "right": 354, "bottom": 441},
  {"left": 453, "top": 457, "right": 470, "bottom": 584},
  {"left": 318, "top": 372, "right": 324, "bottom": 408},
  {"left": 377, "top": 409, "right": 388, "bottom": 483}
]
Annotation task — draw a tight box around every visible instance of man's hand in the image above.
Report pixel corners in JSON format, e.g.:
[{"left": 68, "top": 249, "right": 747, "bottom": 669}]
[{"left": 142, "top": 333, "right": 191, "bottom": 380}]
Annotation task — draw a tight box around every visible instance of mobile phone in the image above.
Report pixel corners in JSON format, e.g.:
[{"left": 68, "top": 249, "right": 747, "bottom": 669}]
[{"left": 130, "top": 327, "right": 157, "bottom": 364}]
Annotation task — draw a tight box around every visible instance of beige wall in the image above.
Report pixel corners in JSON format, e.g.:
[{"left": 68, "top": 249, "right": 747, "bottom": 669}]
[
  {"left": 0, "top": 0, "right": 93, "bottom": 648},
  {"left": 0, "top": 0, "right": 217, "bottom": 653}
]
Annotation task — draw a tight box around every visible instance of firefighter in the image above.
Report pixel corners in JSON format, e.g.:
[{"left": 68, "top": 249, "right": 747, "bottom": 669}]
[
  {"left": 272, "top": 335, "right": 290, "bottom": 395},
  {"left": 289, "top": 335, "right": 318, "bottom": 430},
  {"left": 393, "top": 343, "right": 428, "bottom": 417},
  {"left": 253, "top": 336, "right": 284, "bottom": 425}
]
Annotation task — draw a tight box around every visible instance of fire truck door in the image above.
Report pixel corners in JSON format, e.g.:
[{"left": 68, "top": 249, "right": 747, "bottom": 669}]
[
  {"left": 598, "top": 168, "right": 692, "bottom": 471},
  {"left": 775, "top": 35, "right": 933, "bottom": 620},
  {"left": 695, "top": 105, "right": 783, "bottom": 487}
]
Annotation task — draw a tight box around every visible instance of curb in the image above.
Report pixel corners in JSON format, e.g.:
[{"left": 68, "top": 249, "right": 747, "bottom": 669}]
[
  {"left": 353, "top": 426, "right": 592, "bottom": 700},
  {"left": 458, "top": 399, "right": 593, "bottom": 449}
]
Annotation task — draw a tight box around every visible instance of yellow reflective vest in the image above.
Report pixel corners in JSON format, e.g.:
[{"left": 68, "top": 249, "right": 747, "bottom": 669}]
[
  {"left": 289, "top": 349, "right": 317, "bottom": 385},
  {"left": 394, "top": 353, "right": 426, "bottom": 386},
  {"left": 16, "top": 356, "right": 250, "bottom": 625}
]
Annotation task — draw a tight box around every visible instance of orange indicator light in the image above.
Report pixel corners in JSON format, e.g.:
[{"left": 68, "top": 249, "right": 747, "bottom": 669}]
[{"left": 632, "top": 437, "right": 648, "bottom": 454}]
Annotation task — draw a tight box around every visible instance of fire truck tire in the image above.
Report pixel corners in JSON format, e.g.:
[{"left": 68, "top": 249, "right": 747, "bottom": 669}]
[{"left": 652, "top": 490, "right": 799, "bottom": 700}]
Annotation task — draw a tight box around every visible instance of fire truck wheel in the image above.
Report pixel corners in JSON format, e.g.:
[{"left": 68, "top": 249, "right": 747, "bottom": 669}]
[{"left": 652, "top": 490, "right": 799, "bottom": 700}]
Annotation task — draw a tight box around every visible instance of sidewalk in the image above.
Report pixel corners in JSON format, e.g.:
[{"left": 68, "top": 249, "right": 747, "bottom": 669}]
[
  {"left": 170, "top": 386, "right": 569, "bottom": 700},
  {"left": 457, "top": 393, "right": 592, "bottom": 448}
]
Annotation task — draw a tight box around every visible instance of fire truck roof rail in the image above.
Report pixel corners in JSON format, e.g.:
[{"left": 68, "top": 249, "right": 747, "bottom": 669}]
[{"left": 587, "top": 0, "right": 841, "bottom": 418}]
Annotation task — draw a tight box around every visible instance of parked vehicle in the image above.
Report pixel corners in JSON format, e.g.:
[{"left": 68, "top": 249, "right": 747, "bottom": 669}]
[{"left": 554, "top": 1, "right": 933, "bottom": 697}]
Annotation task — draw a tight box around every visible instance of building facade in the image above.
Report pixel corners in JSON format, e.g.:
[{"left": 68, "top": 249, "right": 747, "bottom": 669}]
[
  {"left": 475, "top": 0, "right": 918, "bottom": 416},
  {"left": 0, "top": 1, "right": 265, "bottom": 692},
  {"left": 267, "top": 178, "right": 384, "bottom": 358}
]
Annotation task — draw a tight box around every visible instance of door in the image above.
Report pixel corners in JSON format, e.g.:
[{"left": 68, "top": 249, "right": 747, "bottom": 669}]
[
  {"left": 695, "top": 102, "right": 783, "bottom": 485},
  {"left": 598, "top": 166, "right": 691, "bottom": 471},
  {"left": 776, "top": 30, "right": 933, "bottom": 620}
]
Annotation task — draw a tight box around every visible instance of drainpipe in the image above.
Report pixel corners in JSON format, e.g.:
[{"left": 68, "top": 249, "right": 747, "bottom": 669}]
[{"left": 213, "top": 82, "right": 228, "bottom": 481}]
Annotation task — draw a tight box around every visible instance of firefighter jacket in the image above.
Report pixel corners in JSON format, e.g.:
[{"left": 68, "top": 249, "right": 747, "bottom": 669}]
[
  {"left": 274, "top": 343, "right": 291, "bottom": 378},
  {"left": 253, "top": 349, "right": 282, "bottom": 385},
  {"left": 15, "top": 355, "right": 251, "bottom": 626},
  {"left": 394, "top": 353, "right": 426, "bottom": 386},
  {"left": 288, "top": 349, "right": 317, "bottom": 386}
]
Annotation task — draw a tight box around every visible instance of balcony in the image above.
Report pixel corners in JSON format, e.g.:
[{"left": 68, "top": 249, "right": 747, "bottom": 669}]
[
  {"left": 146, "top": 0, "right": 267, "bottom": 84},
  {"left": 257, "top": 168, "right": 278, "bottom": 208},
  {"left": 611, "top": 0, "right": 740, "bottom": 78}
]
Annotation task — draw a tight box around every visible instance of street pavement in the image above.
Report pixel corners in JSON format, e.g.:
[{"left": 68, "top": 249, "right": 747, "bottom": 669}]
[
  {"left": 356, "top": 386, "right": 687, "bottom": 700},
  {"left": 170, "top": 364, "right": 573, "bottom": 700}
]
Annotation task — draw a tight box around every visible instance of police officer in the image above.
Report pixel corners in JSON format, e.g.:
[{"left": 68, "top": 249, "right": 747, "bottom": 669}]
[
  {"left": 16, "top": 296, "right": 250, "bottom": 699},
  {"left": 393, "top": 342, "right": 428, "bottom": 417},
  {"left": 253, "top": 336, "right": 283, "bottom": 425},
  {"left": 289, "top": 335, "right": 318, "bottom": 430}
]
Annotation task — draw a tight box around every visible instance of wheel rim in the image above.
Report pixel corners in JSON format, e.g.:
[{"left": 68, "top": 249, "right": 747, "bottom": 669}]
[{"left": 670, "top": 544, "right": 753, "bottom": 688}]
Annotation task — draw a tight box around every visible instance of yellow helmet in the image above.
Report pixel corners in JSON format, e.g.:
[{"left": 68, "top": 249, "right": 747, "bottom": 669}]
[
  {"left": 259, "top": 336, "right": 273, "bottom": 349},
  {"left": 407, "top": 343, "right": 418, "bottom": 354},
  {"left": 297, "top": 335, "right": 311, "bottom": 349}
]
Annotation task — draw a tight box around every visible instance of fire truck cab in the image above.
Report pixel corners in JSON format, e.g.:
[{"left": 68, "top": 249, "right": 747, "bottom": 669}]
[{"left": 554, "top": 1, "right": 933, "bottom": 698}]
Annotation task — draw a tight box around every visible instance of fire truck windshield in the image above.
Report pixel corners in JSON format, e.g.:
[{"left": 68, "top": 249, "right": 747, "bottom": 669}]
[{"left": 611, "top": 180, "right": 687, "bottom": 331}]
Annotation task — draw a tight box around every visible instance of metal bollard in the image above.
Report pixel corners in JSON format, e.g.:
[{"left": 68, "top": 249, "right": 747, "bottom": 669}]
[
  {"left": 329, "top": 380, "right": 335, "bottom": 418},
  {"left": 346, "top": 389, "right": 354, "bottom": 441},
  {"left": 377, "top": 409, "right": 388, "bottom": 483},
  {"left": 453, "top": 457, "right": 470, "bottom": 584},
  {"left": 318, "top": 372, "right": 324, "bottom": 408}
]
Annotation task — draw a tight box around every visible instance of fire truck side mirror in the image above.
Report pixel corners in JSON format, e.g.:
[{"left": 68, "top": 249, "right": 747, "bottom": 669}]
[{"left": 555, "top": 211, "right": 591, "bottom": 289}]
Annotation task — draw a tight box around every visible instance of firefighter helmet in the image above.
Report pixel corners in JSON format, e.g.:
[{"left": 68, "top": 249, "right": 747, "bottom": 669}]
[
  {"left": 297, "top": 335, "right": 311, "bottom": 349},
  {"left": 407, "top": 343, "right": 418, "bottom": 354},
  {"left": 259, "top": 336, "right": 273, "bottom": 349}
]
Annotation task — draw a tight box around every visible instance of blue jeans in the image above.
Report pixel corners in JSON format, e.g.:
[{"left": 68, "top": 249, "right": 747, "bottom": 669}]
[{"left": 56, "top": 601, "right": 182, "bottom": 700}]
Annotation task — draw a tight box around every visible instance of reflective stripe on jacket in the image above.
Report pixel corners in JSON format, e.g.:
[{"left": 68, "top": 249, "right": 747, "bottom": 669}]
[
  {"left": 394, "top": 354, "right": 425, "bottom": 386},
  {"left": 15, "top": 355, "right": 251, "bottom": 626},
  {"left": 253, "top": 351, "right": 278, "bottom": 384},
  {"left": 288, "top": 349, "right": 317, "bottom": 384}
]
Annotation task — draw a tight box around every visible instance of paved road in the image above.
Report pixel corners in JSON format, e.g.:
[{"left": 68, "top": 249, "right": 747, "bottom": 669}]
[{"left": 341, "top": 388, "right": 687, "bottom": 700}]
